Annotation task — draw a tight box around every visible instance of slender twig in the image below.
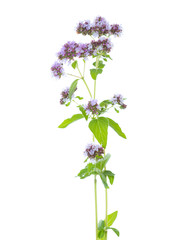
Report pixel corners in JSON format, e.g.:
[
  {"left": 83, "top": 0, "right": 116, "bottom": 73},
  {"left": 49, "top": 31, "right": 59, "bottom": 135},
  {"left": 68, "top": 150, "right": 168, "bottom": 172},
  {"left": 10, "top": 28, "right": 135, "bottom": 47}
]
[
  {"left": 77, "top": 64, "right": 92, "bottom": 98},
  {"left": 67, "top": 73, "right": 81, "bottom": 79}
]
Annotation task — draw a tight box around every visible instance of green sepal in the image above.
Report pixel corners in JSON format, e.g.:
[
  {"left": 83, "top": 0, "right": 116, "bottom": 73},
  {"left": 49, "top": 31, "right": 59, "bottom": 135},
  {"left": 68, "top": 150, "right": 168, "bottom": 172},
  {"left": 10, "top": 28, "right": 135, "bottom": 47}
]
[
  {"left": 107, "top": 118, "right": 127, "bottom": 139},
  {"left": 58, "top": 114, "right": 84, "bottom": 128},
  {"left": 71, "top": 60, "right": 78, "bottom": 69}
]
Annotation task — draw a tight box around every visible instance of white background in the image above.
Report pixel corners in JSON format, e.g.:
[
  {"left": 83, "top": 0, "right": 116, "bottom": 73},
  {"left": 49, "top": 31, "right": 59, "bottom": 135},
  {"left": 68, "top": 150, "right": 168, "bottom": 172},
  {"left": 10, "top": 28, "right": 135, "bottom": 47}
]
[{"left": 0, "top": 0, "right": 186, "bottom": 239}]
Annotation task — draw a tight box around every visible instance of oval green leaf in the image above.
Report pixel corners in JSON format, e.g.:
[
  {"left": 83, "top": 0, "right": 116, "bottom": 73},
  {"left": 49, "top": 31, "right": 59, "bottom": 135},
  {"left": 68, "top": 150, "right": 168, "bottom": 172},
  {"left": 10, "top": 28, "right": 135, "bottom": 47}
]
[
  {"left": 69, "top": 79, "right": 78, "bottom": 99},
  {"left": 89, "top": 117, "right": 109, "bottom": 148},
  {"left": 107, "top": 211, "right": 118, "bottom": 227},
  {"left": 107, "top": 118, "right": 127, "bottom": 139},
  {"left": 58, "top": 114, "right": 84, "bottom": 128}
]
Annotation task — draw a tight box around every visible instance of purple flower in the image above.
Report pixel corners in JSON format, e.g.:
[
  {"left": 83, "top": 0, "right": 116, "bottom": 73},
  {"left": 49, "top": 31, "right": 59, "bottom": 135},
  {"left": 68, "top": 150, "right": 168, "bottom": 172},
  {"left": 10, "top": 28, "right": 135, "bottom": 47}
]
[
  {"left": 110, "top": 24, "right": 122, "bottom": 37},
  {"left": 76, "top": 16, "right": 122, "bottom": 38},
  {"left": 111, "top": 94, "right": 127, "bottom": 109},
  {"left": 76, "top": 20, "right": 94, "bottom": 36},
  {"left": 58, "top": 41, "right": 79, "bottom": 62},
  {"left": 84, "top": 143, "right": 104, "bottom": 160},
  {"left": 51, "top": 62, "right": 64, "bottom": 79},
  {"left": 83, "top": 99, "right": 101, "bottom": 115},
  {"left": 91, "top": 37, "right": 112, "bottom": 55},
  {"left": 59, "top": 87, "right": 77, "bottom": 105}
]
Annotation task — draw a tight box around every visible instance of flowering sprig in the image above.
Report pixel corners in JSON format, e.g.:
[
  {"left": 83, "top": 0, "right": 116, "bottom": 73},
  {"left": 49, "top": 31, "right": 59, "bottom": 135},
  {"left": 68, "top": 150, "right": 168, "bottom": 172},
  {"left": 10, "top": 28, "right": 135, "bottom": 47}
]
[
  {"left": 52, "top": 16, "right": 126, "bottom": 240},
  {"left": 83, "top": 99, "right": 101, "bottom": 116},
  {"left": 111, "top": 94, "right": 127, "bottom": 110},
  {"left": 51, "top": 62, "right": 64, "bottom": 79},
  {"left": 59, "top": 87, "right": 77, "bottom": 106},
  {"left": 84, "top": 143, "right": 104, "bottom": 162},
  {"left": 76, "top": 16, "right": 122, "bottom": 38}
]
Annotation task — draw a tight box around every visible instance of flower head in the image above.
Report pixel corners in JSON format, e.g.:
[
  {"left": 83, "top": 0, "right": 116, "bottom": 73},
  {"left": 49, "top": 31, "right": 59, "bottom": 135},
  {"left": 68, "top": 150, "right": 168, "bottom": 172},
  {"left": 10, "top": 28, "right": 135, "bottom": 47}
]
[
  {"left": 51, "top": 62, "right": 64, "bottom": 78},
  {"left": 83, "top": 99, "right": 101, "bottom": 115},
  {"left": 76, "top": 20, "right": 93, "bottom": 36},
  {"left": 84, "top": 143, "right": 104, "bottom": 160},
  {"left": 111, "top": 94, "right": 127, "bottom": 109},
  {"left": 76, "top": 16, "right": 122, "bottom": 38},
  {"left": 58, "top": 41, "right": 79, "bottom": 62},
  {"left": 60, "top": 87, "right": 77, "bottom": 105},
  {"left": 110, "top": 24, "right": 123, "bottom": 37}
]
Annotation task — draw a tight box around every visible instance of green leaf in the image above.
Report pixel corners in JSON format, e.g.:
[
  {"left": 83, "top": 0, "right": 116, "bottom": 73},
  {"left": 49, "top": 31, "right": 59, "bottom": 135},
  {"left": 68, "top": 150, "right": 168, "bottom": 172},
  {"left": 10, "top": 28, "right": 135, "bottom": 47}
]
[
  {"left": 98, "top": 230, "right": 105, "bottom": 239},
  {"left": 96, "top": 154, "right": 111, "bottom": 171},
  {"left": 79, "top": 106, "right": 88, "bottom": 120},
  {"left": 107, "top": 118, "right": 127, "bottom": 139},
  {"left": 106, "top": 227, "right": 120, "bottom": 237},
  {"left": 69, "top": 79, "right": 78, "bottom": 99},
  {"left": 76, "top": 96, "right": 83, "bottom": 100},
  {"left": 89, "top": 117, "right": 109, "bottom": 148},
  {"left": 71, "top": 60, "right": 78, "bottom": 69},
  {"left": 93, "top": 61, "right": 105, "bottom": 69},
  {"left": 77, "top": 163, "right": 94, "bottom": 179},
  {"left": 114, "top": 108, "right": 119, "bottom": 113},
  {"left": 58, "top": 114, "right": 84, "bottom": 128},
  {"left": 104, "top": 54, "right": 112, "bottom": 60},
  {"left": 84, "top": 157, "right": 88, "bottom": 163},
  {"left": 107, "top": 211, "right": 118, "bottom": 227},
  {"left": 108, "top": 175, "right": 114, "bottom": 185},
  {"left": 65, "top": 102, "right": 71, "bottom": 107},
  {"left": 90, "top": 68, "right": 103, "bottom": 80},
  {"left": 100, "top": 100, "right": 112, "bottom": 108},
  {"left": 100, "top": 173, "right": 109, "bottom": 189},
  {"left": 98, "top": 220, "right": 105, "bottom": 230},
  {"left": 103, "top": 170, "right": 115, "bottom": 185}
]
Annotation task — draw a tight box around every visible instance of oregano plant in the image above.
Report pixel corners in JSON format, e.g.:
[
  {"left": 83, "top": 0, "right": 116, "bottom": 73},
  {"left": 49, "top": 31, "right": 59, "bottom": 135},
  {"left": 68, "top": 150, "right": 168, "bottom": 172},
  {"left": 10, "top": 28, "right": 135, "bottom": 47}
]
[{"left": 51, "top": 16, "right": 127, "bottom": 240}]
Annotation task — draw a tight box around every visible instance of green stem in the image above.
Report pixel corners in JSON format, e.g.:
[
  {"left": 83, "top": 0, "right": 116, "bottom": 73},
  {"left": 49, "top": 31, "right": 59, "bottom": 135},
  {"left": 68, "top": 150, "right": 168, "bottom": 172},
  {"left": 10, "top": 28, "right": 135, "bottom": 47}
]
[
  {"left": 94, "top": 175, "right": 98, "bottom": 240},
  {"left": 77, "top": 64, "right": 92, "bottom": 98},
  {"left": 94, "top": 56, "right": 100, "bottom": 99},
  {"left": 105, "top": 167, "right": 108, "bottom": 240},
  {"left": 67, "top": 73, "right": 81, "bottom": 78},
  {"left": 93, "top": 57, "right": 99, "bottom": 240},
  {"left": 82, "top": 77, "right": 92, "bottom": 98}
]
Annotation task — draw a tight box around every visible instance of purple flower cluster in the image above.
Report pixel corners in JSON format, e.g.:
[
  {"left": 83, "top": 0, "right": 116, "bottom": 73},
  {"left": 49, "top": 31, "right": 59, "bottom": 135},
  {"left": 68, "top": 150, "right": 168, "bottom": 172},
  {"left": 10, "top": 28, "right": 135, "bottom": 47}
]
[
  {"left": 84, "top": 143, "right": 104, "bottom": 160},
  {"left": 83, "top": 99, "right": 101, "bottom": 115},
  {"left": 110, "top": 24, "right": 122, "bottom": 37},
  {"left": 51, "top": 62, "right": 64, "bottom": 78},
  {"left": 76, "top": 16, "right": 122, "bottom": 37},
  {"left": 57, "top": 37, "right": 112, "bottom": 62},
  {"left": 59, "top": 87, "right": 77, "bottom": 105},
  {"left": 111, "top": 94, "right": 127, "bottom": 109}
]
